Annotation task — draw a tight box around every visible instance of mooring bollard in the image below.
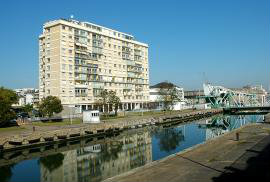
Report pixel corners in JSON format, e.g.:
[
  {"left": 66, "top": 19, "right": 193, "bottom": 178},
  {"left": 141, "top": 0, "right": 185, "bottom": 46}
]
[{"left": 236, "top": 132, "right": 239, "bottom": 141}]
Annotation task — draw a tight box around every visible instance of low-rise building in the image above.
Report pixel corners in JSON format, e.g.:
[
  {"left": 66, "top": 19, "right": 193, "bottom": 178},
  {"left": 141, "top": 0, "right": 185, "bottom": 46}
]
[
  {"left": 149, "top": 82, "right": 186, "bottom": 110},
  {"left": 184, "top": 90, "right": 205, "bottom": 105}
]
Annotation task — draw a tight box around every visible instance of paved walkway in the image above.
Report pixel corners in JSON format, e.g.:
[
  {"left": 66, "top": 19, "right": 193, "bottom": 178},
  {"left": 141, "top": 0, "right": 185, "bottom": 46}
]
[{"left": 104, "top": 114, "right": 270, "bottom": 182}]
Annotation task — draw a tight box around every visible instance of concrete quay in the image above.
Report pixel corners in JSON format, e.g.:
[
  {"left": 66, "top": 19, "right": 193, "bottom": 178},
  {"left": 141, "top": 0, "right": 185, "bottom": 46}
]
[
  {"left": 0, "top": 109, "right": 221, "bottom": 152},
  {"left": 104, "top": 113, "right": 270, "bottom": 182}
]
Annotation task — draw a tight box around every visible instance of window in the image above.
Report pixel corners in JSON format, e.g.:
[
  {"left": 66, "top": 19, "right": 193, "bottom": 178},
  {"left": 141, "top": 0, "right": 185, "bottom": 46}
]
[
  {"left": 69, "top": 35, "right": 72, "bottom": 39},
  {"left": 62, "top": 25, "right": 65, "bottom": 30},
  {"left": 69, "top": 50, "right": 72, "bottom": 54},
  {"left": 114, "top": 64, "right": 116, "bottom": 67},
  {"left": 62, "top": 64, "right": 66, "bottom": 70},
  {"left": 69, "top": 27, "right": 72, "bottom": 31}
]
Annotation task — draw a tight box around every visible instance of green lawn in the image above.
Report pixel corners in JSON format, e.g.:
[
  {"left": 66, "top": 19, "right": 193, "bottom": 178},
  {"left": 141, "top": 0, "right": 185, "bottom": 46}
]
[
  {"left": 32, "top": 118, "right": 82, "bottom": 126},
  {"left": 101, "top": 109, "right": 195, "bottom": 122},
  {"left": 0, "top": 126, "right": 26, "bottom": 132}
]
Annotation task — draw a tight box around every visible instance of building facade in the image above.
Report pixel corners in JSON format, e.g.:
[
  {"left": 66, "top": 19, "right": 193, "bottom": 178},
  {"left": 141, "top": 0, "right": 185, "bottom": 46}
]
[{"left": 39, "top": 18, "right": 149, "bottom": 112}]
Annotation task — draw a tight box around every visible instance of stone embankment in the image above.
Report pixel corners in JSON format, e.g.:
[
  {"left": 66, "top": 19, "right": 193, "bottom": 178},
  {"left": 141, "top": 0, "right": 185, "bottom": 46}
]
[{"left": 0, "top": 109, "right": 222, "bottom": 152}]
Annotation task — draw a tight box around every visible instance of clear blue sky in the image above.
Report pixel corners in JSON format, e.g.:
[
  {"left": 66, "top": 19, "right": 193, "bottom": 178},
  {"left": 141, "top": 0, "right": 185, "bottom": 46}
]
[{"left": 0, "top": 0, "right": 269, "bottom": 90}]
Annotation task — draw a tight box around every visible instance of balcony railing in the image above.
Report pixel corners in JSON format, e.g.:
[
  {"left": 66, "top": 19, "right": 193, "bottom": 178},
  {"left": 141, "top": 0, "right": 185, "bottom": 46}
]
[
  {"left": 126, "top": 60, "right": 135, "bottom": 66},
  {"left": 92, "top": 82, "right": 104, "bottom": 89},
  {"left": 127, "top": 72, "right": 136, "bottom": 78}
]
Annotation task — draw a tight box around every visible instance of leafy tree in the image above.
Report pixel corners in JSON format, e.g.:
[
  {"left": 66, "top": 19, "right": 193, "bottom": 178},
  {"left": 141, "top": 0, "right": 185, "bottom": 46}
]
[
  {"left": 156, "top": 128, "right": 184, "bottom": 152},
  {"left": 158, "top": 82, "right": 183, "bottom": 111},
  {"left": 22, "top": 103, "right": 33, "bottom": 115},
  {"left": 108, "top": 91, "right": 121, "bottom": 116},
  {"left": 98, "top": 89, "right": 109, "bottom": 113},
  {"left": 38, "top": 96, "right": 63, "bottom": 117},
  {"left": 95, "top": 90, "right": 121, "bottom": 116},
  {"left": 0, "top": 87, "right": 18, "bottom": 126},
  {"left": 39, "top": 153, "right": 65, "bottom": 172}
]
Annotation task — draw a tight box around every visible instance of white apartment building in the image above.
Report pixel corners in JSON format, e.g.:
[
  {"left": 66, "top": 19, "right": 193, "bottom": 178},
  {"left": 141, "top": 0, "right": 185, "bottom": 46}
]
[{"left": 39, "top": 18, "right": 149, "bottom": 112}]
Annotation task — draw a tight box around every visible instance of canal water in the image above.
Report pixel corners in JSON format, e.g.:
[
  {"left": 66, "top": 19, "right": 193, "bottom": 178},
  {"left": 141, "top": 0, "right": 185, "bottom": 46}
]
[{"left": 0, "top": 114, "right": 264, "bottom": 182}]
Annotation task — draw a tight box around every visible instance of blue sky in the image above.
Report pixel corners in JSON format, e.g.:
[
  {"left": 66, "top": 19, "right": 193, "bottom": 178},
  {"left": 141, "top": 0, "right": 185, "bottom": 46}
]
[{"left": 0, "top": 0, "right": 269, "bottom": 90}]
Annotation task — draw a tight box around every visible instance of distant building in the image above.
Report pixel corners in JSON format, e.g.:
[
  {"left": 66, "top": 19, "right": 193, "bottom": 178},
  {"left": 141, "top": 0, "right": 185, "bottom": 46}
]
[
  {"left": 149, "top": 82, "right": 186, "bottom": 110},
  {"left": 231, "top": 85, "right": 268, "bottom": 106},
  {"left": 184, "top": 90, "right": 205, "bottom": 105},
  {"left": 13, "top": 88, "right": 39, "bottom": 106}
]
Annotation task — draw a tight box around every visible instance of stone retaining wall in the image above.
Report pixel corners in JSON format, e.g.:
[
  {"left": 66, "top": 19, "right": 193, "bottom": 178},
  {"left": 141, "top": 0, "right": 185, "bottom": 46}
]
[{"left": 0, "top": 109, "right": 222, "bottom": 152}]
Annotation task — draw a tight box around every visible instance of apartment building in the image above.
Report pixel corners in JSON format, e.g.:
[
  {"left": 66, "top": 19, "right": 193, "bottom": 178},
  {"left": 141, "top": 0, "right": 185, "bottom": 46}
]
[{"left": 39, "top": 18, "right": 149, "bottom": 112}]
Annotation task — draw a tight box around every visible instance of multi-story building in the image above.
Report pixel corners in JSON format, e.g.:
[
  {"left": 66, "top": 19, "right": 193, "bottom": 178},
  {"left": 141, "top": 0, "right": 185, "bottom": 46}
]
[{"left": 39, "top": 18, "right": 149, "bottom": 112}]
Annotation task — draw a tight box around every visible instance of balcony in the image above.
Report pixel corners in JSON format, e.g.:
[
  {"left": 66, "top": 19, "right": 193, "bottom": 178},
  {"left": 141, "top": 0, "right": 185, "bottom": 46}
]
[
  {"left": 127, "top": 72, "right": 136, "bottom": 78},
  {"left": 75, "top": 84, "right": 88, "bottom": 89},
  {"left": 124, "top": 84, "right": 133, "bottom": 90},
  {"left": 123, "top": 91, "right": 132, "bottom": 96},
  {"left": 92, "top": 82, "right": 104, "bottom": 89},
  {"left": 126, "top": 60, "right": 135, "bottom": 66},
  {"left": 75, "top": 93, "right": 87, "bottom": 97}
]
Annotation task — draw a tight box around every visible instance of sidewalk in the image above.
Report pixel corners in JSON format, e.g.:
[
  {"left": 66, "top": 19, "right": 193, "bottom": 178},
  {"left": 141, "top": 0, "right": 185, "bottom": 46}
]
[{"left": 104, "top": 115, "right": 270, "bottom": 182}]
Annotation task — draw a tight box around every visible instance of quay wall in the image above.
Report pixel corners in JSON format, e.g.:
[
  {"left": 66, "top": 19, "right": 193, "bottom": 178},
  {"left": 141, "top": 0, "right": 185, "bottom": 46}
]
[{"left": 0, "top": 109, "right": 222, "bottom": 152}]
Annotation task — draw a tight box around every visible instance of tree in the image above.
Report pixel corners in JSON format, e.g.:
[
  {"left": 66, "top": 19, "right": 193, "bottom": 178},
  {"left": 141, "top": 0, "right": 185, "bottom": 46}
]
[
  {"left": 108, "top": 91, "right": 121, "bottom": 116},
  {"left": 38, "top": 96, "right": 63, "bottom": 117},
  {"left": 0, "top": 164, "right": 14, "bottom": 182},
  {"left": 158, "top": 82, "right": 183, "bottom": 111},
  {"left": 22, "top": 104, "right": 33, "bottom": 115},
  {"left": 156, "top": 128, "right": 184, "bottom": 152},
  {"left": 0, "top": 87, "right": 18, "bottom": 126},
  {"left": 99, "top": 89, "right": 109, "bottom": 113},
  {"left": 95, "top": 89, "right": 121, "bottom": 116},
  {"left": 39, "top": 153, "right": 64, "bottom": 172}
]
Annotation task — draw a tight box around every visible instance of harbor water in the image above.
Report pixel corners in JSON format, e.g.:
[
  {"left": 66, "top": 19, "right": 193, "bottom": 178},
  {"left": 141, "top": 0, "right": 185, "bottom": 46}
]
[{"left": 0, "top": 114, "right": 264, "bottom": 182}]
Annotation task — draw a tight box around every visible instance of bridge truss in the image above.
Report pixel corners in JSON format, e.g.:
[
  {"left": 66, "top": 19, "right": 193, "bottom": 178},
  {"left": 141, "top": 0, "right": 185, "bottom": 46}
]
[{"left": 202, "top": 83, "right": 261, "bottom": 108}]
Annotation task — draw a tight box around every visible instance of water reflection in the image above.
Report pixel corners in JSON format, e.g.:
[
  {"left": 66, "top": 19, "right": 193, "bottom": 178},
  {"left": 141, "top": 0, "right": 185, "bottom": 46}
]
[
  {"left": 39, "top": 153, "right": 65, "bottom": 172},
  {"left": 154, "top": 127, "right": 185, "bottom": 152},
  {"left": 198, "top": 115, "right": 264, "bottom": 140},
  {"left": 40, "top": 130, "right": 152, "bottom": 182},
  {"left": 0, "top": 114, "right": 264, "bottom": 182},
  {"left": 0, "top": 164, "right": 14, "bottom": 182}
]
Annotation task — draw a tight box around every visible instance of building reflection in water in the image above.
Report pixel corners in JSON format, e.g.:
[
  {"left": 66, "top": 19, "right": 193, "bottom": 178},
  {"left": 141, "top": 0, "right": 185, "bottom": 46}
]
[
  {"left": 40, "top": 129, "right": 152, "bottom": 182},
  {"left": 198, "top": 115, "right": 264, "bottom": 140}
]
